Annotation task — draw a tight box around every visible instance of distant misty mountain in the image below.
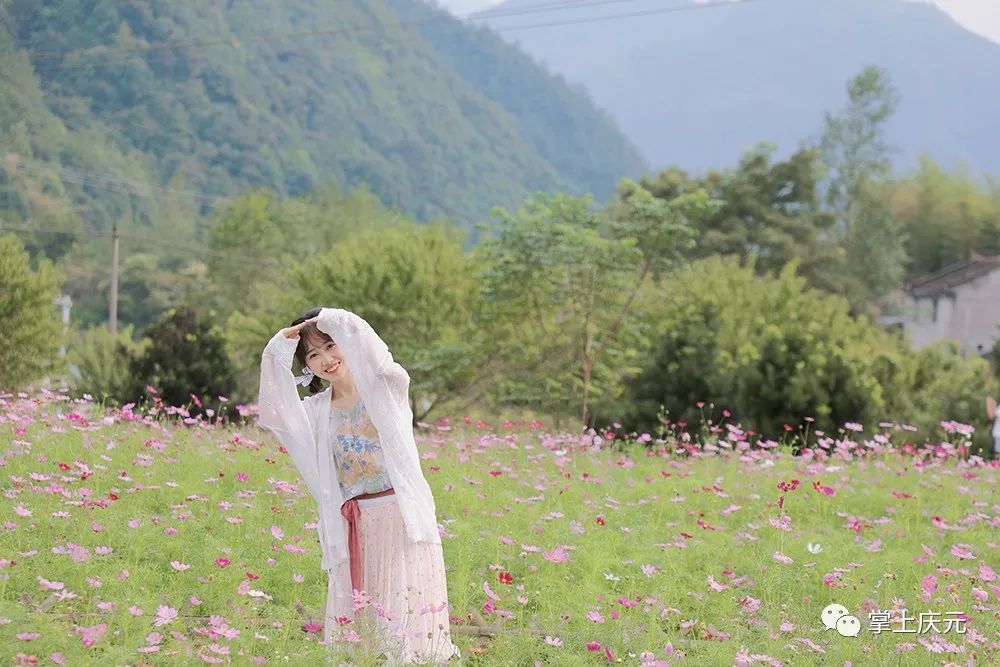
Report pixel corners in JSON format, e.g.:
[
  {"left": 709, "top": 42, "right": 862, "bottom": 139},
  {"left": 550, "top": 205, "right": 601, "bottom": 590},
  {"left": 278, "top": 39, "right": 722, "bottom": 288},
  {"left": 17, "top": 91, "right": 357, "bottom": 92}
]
[{"left": 482, "top": 0, "right": 1000, "bottom": 175}]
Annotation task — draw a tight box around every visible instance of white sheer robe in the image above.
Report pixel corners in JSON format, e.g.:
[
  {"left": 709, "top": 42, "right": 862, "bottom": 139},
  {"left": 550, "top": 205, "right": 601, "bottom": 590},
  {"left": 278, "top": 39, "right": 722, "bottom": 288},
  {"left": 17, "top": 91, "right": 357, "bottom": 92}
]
[{"left": 257, "top": 308, "right": 442, "bottom": 623}]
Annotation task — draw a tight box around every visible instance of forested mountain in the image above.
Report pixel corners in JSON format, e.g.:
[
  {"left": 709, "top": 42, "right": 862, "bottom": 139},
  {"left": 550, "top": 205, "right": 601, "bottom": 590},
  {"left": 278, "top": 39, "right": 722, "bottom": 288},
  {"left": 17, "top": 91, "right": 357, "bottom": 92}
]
[
  {"left": 1, "top": 0, "right": 645, "bottom": 233},
  {"left": 483, "top": 0, "right": 1000, "bottom": 175}
]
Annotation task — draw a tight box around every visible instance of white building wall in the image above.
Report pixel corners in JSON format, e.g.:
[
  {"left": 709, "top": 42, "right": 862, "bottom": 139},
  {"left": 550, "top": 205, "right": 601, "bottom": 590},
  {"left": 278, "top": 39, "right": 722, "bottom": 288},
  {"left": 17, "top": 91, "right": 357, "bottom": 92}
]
[{"left": 902, "top": 268, "right": 1000, "bottom": 355}]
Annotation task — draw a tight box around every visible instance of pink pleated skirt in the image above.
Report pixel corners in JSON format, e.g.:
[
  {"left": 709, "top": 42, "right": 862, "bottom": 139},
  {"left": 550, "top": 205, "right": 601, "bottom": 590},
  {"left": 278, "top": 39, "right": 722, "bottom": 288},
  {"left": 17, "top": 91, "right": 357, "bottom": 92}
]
[{"left": 325, "top": 494, "right": 461, "bottom": 664}]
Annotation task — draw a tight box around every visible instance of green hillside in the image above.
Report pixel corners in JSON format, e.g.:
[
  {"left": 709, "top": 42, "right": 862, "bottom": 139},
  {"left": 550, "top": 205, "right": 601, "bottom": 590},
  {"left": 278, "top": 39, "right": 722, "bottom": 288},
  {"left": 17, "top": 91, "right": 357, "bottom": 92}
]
[{"left": 2, "top": 0, "right": 645, "bottom": 230}]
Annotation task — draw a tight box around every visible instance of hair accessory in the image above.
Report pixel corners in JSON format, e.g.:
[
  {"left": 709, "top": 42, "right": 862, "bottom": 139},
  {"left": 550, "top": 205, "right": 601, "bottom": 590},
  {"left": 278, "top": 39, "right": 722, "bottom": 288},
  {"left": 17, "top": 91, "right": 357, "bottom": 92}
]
[{"left": 294, "top": 366, "right": 315, "bottom": 387}]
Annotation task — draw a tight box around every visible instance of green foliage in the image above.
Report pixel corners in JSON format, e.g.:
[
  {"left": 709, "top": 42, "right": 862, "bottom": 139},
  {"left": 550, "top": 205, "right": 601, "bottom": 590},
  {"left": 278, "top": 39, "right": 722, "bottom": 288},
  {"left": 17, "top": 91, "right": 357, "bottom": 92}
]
[
  {"left": 820, "top": 65, "right": 907, "bottom": 305},
  {"left": 889, "top": 157, "right": 1000, "bottom": 278},
  {"left": 385, "top": 0, "right": 647, "bottom": 202},
  {"left": 128, "top": 307, "right": 235, "bottom": 411},
  {"left": 890, "top": 339, "right": 993, "bottom": 450},
  {"left": 227, "top": 222, "right": 478, "bottom": 413},
  {"left": 67, "top": 324, "right": 145, "bottom": 403},
  {"left": 4, "top": 0, "right": 640, "bottom": 229},
  {"left": 0, "top": 234, "right": 64, "bottom": 390},
  {"left": 636, "top": 146, "right": 842, "bottom": 293},
  {"left": 473, "top": 188, "right": 708, "bottom": 425},
  {"left": 620, "top": 256, "right": 907, "bottom": 437}
]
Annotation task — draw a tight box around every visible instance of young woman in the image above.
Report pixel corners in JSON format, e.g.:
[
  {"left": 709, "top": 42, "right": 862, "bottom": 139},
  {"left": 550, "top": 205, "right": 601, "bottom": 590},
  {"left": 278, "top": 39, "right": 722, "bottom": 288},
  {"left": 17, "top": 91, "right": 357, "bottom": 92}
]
[{"left": 258, "top": 306, "right": 460, "bottom": 663}]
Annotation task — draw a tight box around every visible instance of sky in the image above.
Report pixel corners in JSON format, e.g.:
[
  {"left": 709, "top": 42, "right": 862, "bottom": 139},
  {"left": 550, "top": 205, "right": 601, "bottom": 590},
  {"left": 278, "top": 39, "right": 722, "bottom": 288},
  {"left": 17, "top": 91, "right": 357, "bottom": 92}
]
[{"left": 432, "top": 0, "right": 1000, "bottom": 44}]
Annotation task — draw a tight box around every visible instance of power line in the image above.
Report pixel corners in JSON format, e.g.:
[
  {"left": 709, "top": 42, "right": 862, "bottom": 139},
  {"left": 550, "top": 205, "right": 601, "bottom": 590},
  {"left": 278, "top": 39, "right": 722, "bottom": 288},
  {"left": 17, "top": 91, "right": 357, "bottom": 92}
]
[
  {"left": 492, "top": 0, "right": 757, "bottom": 33},
  {"left": 0, "top": 222, "right": 280, "bottom": 266},
  {"left": 14, "top": 0, "right": 651, "bottom": 62},
  {"left": 19, "top": 0, "right": 756, "bottom": 74}
]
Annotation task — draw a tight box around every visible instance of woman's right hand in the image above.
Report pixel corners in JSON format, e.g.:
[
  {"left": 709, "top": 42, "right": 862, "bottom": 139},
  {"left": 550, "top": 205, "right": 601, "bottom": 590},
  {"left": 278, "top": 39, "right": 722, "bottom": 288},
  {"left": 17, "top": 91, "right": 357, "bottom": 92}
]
[{"left": 281, "top": 316, "right": 319, "bottom": 340}]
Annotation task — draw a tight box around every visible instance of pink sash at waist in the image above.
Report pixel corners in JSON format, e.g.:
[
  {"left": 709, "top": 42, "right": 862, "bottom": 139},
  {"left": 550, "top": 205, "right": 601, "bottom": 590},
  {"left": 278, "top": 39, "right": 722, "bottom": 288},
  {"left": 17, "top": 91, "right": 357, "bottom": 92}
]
[{"left": 339, "top": 487, "right": 396, "bottom": 594}]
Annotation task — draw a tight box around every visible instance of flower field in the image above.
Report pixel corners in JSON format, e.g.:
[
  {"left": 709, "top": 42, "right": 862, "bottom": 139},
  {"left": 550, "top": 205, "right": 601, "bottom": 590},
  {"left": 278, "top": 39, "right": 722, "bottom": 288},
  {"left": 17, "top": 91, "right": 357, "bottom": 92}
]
[{"left": 1, "top": 391, "right": 998, "bottom": 666}]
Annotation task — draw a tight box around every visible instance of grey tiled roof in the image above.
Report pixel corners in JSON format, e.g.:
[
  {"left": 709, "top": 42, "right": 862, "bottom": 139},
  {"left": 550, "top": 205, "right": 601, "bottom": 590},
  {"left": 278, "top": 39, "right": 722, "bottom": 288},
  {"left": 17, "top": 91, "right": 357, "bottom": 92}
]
[{"left": 905, "top": 253, "right": 1000, "bottom": 299}]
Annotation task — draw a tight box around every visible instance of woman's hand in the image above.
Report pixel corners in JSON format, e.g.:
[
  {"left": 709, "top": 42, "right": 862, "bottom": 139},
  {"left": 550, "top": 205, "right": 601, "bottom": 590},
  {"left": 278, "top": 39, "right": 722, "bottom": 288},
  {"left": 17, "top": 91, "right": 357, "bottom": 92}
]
[{"left": 281, "top": 316, "right": 319, "bottom": 340}]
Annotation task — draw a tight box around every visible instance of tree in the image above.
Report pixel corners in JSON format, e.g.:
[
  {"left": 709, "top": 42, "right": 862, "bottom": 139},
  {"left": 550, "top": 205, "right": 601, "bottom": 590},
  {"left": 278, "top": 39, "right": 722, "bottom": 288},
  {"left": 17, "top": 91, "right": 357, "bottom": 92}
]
[
  {"left": 227, "top": 221, "right": 479, "bottom": 419},
  {"left": 67, "top": 324, "right": 146, "bottom": 403},
  {"left": 128, "top": 307, "right": 235, "bottom": 412},
  {"left": 0, "top": 234, "right": 64, "bottom": 389},
  {"left": 637, "top": 146, "right": 841, "bottom": 294},
  {"left": 889, "top": 157, "right": 1000, "bottom": 278},
  {"left": 475, "top": 185, "right": 710, "bottom": 427},
  {"left": 820, "top": 65, "right": 906, "bottom": 307}
]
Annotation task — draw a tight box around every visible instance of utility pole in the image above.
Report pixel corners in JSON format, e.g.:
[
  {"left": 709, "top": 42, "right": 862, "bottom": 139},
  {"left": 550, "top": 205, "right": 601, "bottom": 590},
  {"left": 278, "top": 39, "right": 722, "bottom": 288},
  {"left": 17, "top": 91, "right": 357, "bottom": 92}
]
[
  {"left": 54, "top": 294, "right": 72, "bottom": 356},
  {"left": 109, "top": 224, "right": 119, "bottom": 335}
]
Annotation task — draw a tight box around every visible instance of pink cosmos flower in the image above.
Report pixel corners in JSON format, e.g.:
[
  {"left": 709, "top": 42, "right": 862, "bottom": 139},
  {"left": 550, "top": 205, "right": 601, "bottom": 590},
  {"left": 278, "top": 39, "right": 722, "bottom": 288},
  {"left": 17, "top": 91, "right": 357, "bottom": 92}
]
[
  {"left": 950, "top": 544, "right": 975, "bottom": 560},
  {"left": 154, "top": 605, "right": 178, "bottom": 627},
  {"left": 542, "top": 545, "right": 569, "bottom": 563},
  {"left": 740, "top": 596, "right": 762, "bottom": 615},
  {"left": 74, "top": 623, "right": 107, "bottom": 647}
]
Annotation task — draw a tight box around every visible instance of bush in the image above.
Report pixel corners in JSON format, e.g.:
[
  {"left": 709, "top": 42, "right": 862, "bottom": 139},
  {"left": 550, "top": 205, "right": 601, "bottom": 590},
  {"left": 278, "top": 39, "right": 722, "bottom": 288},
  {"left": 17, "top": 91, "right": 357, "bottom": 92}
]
[
  {"left": 0, "top": 234, "right": 64, "bottom": 390},
  {"left": 67, "top": 325, "right": 146, "bottom": 403},
  {"left": 620, "top": 256, "right": 907, "bottom": 438},
  {"left": 892, "top": 340, "right": 993, "bottom": 454},
  {"left": 128, "top": 307, "right": 235, "bottom": 413}
]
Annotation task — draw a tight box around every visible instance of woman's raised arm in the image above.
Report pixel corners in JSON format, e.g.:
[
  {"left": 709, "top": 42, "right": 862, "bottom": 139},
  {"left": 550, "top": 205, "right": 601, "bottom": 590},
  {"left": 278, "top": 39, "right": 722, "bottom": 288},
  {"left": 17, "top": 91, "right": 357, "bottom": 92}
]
[
  {"left": 316, "top": 308, "right": 410, "bottom": 388},
  {"left": 258, "top": 330, "right": 323, "bottom": 501}
]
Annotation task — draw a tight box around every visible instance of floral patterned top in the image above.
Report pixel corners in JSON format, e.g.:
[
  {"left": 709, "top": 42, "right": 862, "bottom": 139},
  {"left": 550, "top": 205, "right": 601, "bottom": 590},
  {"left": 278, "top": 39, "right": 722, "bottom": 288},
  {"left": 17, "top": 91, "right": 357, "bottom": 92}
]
[{"left": 328, "top": 399, "right": 393, "bottom": 501}]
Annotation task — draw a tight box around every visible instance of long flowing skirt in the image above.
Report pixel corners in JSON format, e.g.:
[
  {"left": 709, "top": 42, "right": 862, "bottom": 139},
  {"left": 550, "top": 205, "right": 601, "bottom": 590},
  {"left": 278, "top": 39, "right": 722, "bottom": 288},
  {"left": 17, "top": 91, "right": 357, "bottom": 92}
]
[{"left": 324, "top": 494, "right": 461, "bottom": 664}]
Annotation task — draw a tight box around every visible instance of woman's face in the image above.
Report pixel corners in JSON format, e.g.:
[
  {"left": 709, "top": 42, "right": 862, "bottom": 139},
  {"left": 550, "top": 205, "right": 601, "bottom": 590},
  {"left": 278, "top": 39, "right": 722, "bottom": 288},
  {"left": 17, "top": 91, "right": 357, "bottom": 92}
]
[{"left": 303, "top": 335, "right": 350, "bottom": 382}]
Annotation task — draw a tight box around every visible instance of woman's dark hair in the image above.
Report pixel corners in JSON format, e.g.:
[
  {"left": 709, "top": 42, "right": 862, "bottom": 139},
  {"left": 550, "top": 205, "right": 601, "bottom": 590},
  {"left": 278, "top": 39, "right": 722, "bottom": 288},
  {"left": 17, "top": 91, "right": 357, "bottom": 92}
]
[{"left": 291, "top": 307, "right": 330, "bottom": 394}]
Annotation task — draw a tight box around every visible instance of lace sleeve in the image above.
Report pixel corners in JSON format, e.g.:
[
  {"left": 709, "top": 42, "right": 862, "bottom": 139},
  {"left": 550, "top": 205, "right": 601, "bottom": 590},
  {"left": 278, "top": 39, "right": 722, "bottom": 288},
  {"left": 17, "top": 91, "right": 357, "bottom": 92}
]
[{"left": 258, "top": 332, "right": 322, "bottom": 500}]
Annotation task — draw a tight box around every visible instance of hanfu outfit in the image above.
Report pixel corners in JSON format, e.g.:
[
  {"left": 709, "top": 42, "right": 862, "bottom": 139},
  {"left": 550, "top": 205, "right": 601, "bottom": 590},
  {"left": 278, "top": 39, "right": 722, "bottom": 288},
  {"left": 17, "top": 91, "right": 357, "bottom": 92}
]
[{"left": 258, "top": 308, "right": 460, "bottom": 664}]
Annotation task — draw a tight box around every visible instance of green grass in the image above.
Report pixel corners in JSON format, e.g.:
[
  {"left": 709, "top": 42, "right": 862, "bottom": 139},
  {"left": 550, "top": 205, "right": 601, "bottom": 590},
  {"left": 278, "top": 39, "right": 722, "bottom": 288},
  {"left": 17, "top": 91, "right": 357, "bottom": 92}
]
[{"left": 1, "top": 393, "right": 997, "bottom": 666}]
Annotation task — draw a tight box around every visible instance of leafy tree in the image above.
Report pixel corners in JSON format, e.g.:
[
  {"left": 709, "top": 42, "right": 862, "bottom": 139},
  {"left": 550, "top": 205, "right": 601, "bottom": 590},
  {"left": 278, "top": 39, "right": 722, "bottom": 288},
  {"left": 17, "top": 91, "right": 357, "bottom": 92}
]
[
  {"left": 67, "top": 324, "right": 146, "bottom": 403},
  {"left": 227, "top": 221, "right": 478, "bottom": 418},
  {"left": 0, "top": 234, "right": 64, "bottom": 389},
  {"left": 889, "top": 157, "right": 1000, "bottom": 278},
  {"left": 637, "top": 146, "right": 841, "bottom": 294},
  {"left": 475, "top": 185, "right": 710, "bottom": 427},
  {"left": 820, "top": 65, "right": 906, "bottom": 306},
  {"left": 128, "top": 307, "right": 235, "bottom": 412}
]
